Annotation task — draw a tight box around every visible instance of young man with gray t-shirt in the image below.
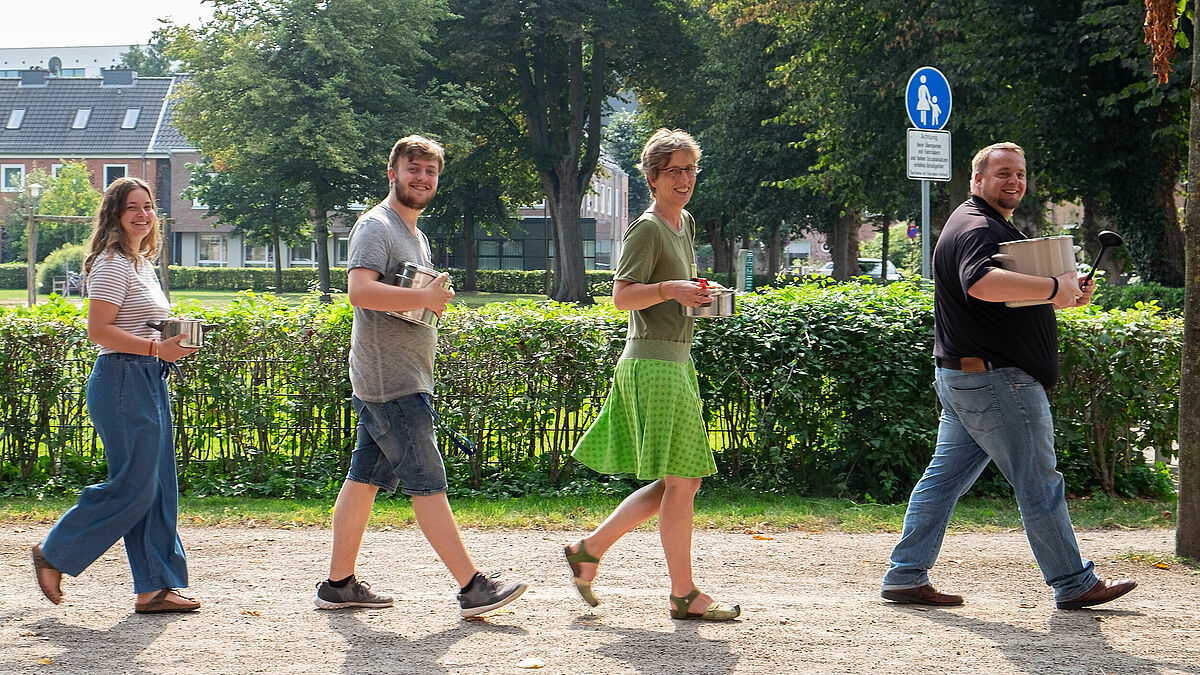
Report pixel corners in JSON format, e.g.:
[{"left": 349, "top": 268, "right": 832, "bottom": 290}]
[{"left": 314, "top": 135, "right": 527, "bottom": 618}]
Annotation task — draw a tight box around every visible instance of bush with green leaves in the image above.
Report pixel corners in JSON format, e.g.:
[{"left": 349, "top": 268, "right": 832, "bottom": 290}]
[
  {"left": 1091, "top": 279, "right": 1183, "bottom": 315},
  {"left": 37, "top": 243, "right": 85, "bottom": 292},
  {"left": 0, "top": 284, "right": 1181, "bottom": 501},
  {"left": 0, "top": 262, "right": 27, "bottom": 289}
]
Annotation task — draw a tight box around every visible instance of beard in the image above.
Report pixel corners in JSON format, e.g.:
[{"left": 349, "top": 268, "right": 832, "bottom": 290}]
[{"left": 393, "top": 177, "right": 435, "bottom": 210}]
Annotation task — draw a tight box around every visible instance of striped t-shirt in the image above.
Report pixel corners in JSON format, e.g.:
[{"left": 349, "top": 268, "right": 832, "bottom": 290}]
[{"left": 86, "top": 252, "right": 170, "bottom": 355}]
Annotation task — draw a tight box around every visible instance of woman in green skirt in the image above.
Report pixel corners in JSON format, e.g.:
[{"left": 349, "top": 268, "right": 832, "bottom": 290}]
[{"left": 564, "top": 129, "right": 740, "bottom": 621}]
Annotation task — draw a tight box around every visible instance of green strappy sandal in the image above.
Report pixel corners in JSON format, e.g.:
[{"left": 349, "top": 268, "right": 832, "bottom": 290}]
[
  {"left": 564, "top": 540, "right": 602, "bottom": 607},
  {"left": 669, "top": 589, "right": 741, "bottom": 621}
]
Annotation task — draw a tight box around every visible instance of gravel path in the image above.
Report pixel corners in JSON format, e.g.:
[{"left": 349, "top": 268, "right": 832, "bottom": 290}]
[{"left": 1, "top": 525, "right": 1197, "bottom": 674}]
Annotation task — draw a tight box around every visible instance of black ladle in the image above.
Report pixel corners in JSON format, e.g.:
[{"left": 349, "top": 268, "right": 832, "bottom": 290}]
[{"left": 1081, "top": 230, "right": 1124, "bottom": 286}]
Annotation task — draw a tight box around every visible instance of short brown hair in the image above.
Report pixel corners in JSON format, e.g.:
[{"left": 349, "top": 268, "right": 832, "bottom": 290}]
[
  {"left": 83, "top": 176, "right": 160, "bottom": 275},
  {"left": 389, "top": 134, "right": 445, "bottom": 172},
  {"left": 637, "top": 128, "right": 701, "bottom": 196},
  {"left": 972, "top": 142, "right": 1025, "bottom": 176}
]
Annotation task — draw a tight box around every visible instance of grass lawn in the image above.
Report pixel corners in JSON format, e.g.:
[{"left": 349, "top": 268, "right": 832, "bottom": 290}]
[
  {"left": 0, "top": 494, "right": 1176, "bottom": 533},
  {"left": 1, "top": 288, "right": 555, "bottom": 309}
]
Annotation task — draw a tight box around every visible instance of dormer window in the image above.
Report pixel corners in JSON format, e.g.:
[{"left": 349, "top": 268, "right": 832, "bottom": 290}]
[
  {"left": 121, "top": 108, "right": 141, "bottom": 129},
  {"left": 6, "top": 109, "right": 24, "bottom": 129},
  {"left": 71, "top": 108, "right": 91, "bottom": 129}
]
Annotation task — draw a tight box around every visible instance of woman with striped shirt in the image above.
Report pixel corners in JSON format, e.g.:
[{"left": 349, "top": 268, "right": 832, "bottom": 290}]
[{"left": 31, "top": 177, "right": 201, "bottom": 614}]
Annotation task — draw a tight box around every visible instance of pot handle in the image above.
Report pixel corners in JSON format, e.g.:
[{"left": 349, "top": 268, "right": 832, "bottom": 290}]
[
  {"left": 145, "top": 320, "right": 165, "bottom": 331},
  {"left": 202, "top": 323, "right": 220, "bottom": 330}
]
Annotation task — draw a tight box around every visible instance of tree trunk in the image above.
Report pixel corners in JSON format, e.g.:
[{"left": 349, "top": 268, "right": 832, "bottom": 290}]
[
  {"left": 831, "top": 208, "right": 857, "bottom": 280},
  {"left": 1177, "top": 12, "right": 1200, "bottom": 559},
  {"left": 272, "top": 221, "right": 283, "bottom": 292},
  {"left": 312, "top": 212, "right": 331, "bottom": 302},
  {"left": 879, "top": 220, "right": 890, "bottom": 282},
  {"left": 463, "top": 209, "right": 477, "bottom": 293},
  {"left": 546, "top": 171, "right": 591, "bottom": 304},
  {"left": 767, "top": 222, "right": 782, "bottom": 275},
  {"left": 1080, "top": 197, "right": 1126, "bottom": 284}
]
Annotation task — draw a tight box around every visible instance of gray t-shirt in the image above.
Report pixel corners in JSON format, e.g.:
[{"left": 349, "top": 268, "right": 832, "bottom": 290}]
[{"left": 347, "top": 201, "right": 437, "bottom": 402}]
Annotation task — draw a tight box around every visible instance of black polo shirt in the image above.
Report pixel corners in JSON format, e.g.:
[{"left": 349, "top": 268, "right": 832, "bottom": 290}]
[{"left": 933, "top": 196, "right": 1059, "bottom": 389}]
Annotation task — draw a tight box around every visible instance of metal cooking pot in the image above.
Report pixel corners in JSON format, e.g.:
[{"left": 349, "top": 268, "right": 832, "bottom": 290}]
[
  {"left": 146, "top": 318, "right": 218, "bottom": 348},
  {"left": 991, "top": 235, "right": 1080, "bottom": 308},
  {"left": 386, "top": 261, "right": 453, "bottom": 328},
  {"left": 680, "top": 278, "right": 737, "bottom": 318}
]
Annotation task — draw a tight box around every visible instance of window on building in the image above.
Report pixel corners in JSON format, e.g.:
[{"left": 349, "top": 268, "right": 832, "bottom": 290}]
[
  {"left": 6, "top": 108, "right": 25, "bottom": 129},
  {"left": 103, "top": 165, "right": 126, "bottom": 186},
  {"left": 121, "top": 108, "right": 140, "bottom": 129},
  {"left": 51, "top": 164, "right": 63, "bottom": 178},
  {"left": 1, "top": 164, "right": 25, "bottom": 192},
  {"left": 584, "top": 239, "right": 596, "bottom": 269},
  {"left": 335, "top": 236, "right": 349, "bottom": 266},
  {"left": 290, "top": 243, "right": 315, "bottom": 267},
  {"left": 71, "top": 108, "right": 91, "bottom": 129},
  {"left": 0, "top": 70, "right": 21, "bottom": 78},
  {"left": 61, "top": 68, "right": 85, "bottom": 77},
  {"left": 197, "top": 234, "right": 228, "bottom": 267},
  {"left": 243, "top": 242, "right": 274, "bottom": 267},
  {"left": 478, "top": 240, "right": 524, "bottom": 270}
]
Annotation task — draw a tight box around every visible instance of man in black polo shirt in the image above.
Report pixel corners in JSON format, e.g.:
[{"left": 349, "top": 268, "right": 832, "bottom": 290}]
[{"left": 880, "top": 142, "right": 1137, "bottom": 610}]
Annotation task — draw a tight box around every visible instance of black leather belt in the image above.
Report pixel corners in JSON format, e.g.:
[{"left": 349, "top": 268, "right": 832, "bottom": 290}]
[{"left": 935, "top": 356, "right": 1014, "bottom": 372}]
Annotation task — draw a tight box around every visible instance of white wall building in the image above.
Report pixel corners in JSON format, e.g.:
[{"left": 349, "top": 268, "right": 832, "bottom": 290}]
[{"left": 0, "top": 46, "right": 129, "bottom": 78}]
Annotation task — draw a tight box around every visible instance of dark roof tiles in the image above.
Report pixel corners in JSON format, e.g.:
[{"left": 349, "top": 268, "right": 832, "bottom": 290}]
[{"left": 0, "top": 75, "right": 193, "bottom": 155}]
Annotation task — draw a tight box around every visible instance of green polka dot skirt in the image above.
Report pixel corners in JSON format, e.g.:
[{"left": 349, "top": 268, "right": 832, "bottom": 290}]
[{"left": 572, "top": 357, "right": 716, "bottom": 480}]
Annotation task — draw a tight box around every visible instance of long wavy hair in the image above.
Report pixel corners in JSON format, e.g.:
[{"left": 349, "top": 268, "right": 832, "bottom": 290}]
[{"left": 83, "top": 177, "right": 160, "bottom": 275}]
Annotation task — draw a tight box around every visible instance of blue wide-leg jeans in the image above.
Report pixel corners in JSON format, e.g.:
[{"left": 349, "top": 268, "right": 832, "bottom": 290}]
[
  {"left": 882, "top": 366, "right": 1099, "bottom": 602},
  {"left": 41, "top": 354, "right": 188, "bottom": 594}
]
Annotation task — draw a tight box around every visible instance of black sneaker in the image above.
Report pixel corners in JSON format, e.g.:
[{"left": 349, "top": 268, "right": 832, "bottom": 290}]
[
  {"left": 457, "top": 572, "right": 528, "bottom": 617},
  {"left": 313, "top": 577, "right": 394, "bottom": 609}
]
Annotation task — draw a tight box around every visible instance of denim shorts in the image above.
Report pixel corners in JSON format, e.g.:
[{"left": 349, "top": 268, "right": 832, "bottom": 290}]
[{"left": 348, "top": 393, "right": 448, "bottom": 496}]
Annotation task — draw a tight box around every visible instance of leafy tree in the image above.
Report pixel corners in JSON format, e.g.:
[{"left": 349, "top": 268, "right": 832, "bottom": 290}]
[
  {"left": 423, "top": 109, "right": 542, "bottom": 291},
  {"left": 2, "top": 163, "right": 100, "bottom": 263},
  {"left": 601, "top": 111, "right": 652, "bottom": 219},
  {"left": 119, "top": 28, "right": 175, "bottom": 76},
  {"left": 186, "top": 164, "right": 311, "bottom": 291},
  {"left": 168, "top": 0, "right": 455, "bottom": 299},
  {"left": 443, "top": 0, "right": 695, "bottom": 303}
]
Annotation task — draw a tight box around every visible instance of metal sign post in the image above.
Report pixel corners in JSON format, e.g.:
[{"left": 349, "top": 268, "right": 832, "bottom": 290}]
[{"left": 904, "top": 67, "right": 953, "bottom": 278}]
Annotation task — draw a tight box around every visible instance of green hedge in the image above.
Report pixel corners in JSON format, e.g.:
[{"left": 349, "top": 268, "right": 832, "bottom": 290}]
[
  {"left": 1091, "top": 279, "right": 1184, "bottom": 315},
  {"left": 0, "top": 263, "right": 27, "bottom": 289},
  {"left": 0, "top": 284, "right": 1182, "bottom": 501}
]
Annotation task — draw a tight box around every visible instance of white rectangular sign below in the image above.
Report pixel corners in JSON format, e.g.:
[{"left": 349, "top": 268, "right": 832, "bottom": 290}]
[{"left": 907, "top": 128, "right": 951, "bottom": 181}]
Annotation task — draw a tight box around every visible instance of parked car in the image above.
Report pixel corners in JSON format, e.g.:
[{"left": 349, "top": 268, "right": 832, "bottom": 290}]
[{"left": 816, "top": 258, "right": 902, "bottom": 281}]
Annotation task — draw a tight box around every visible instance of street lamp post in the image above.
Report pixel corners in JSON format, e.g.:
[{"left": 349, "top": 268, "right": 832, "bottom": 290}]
[{"left": 26, "top": 182, "right": 43, "bottom": 307}]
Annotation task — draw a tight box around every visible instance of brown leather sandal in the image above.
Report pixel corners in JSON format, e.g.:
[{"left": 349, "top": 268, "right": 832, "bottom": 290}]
[
  {"left": 135, "top": 588, "right": 201, "bottom": 614},
  {"left": 669, "top": 588, "right": 740, "bottom": 621},
  {"left": 31, "top": 543, "right": 63, "bottom": 605}
]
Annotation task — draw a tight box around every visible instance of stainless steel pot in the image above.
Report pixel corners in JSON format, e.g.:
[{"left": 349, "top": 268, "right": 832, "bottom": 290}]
[
  {"left": 681, "top": 287, "right": 737, "bottom": 318},
  {"left": 146, "top": 319, "right": 217, "bottom": 348},
  {"left": 386, "top": 261, "right": 452, "bottom": 328}
]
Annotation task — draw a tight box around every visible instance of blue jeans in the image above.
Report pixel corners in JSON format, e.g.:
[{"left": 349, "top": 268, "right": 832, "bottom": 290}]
[
  {"left": 882, "top": 366, "right": 1099, "bottom": 601},
  {"left": 41, "top": 354, "right": 188, "bottom": 594}
]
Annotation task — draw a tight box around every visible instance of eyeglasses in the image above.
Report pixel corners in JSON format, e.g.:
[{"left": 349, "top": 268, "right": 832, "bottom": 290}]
[{"left": 660, "top": 165, "right": 700, "bottom": 179}]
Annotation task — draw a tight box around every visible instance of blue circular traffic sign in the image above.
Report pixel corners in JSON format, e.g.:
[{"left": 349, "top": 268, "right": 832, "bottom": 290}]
[{"left": 906, "top": 67, "right": 952, "bottom": 130}]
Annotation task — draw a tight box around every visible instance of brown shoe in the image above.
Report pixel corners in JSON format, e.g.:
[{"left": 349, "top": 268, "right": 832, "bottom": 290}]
[
  {"left": 135, "top": 588, "right": 201, "bottom": 614},
  {"left": 31, "top": 543, "right": 63, "bottom": 605},
  {"left": 881, "top": 584, "right": 964, "bottom": 606},
  {"left": 1056, "top": 577, "right": 1136, "bottom": 610}
]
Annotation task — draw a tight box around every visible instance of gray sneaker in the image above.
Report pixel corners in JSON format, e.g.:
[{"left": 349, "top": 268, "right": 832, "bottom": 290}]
[
  {"left": 457, "top": 572, "right": 528, "bottom": 618},
  {"left": 313, "top": 577, "right": 394, "bottom": 609}
]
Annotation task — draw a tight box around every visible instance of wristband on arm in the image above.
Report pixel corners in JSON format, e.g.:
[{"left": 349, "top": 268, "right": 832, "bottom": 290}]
[{"left": 1046, "top": 276, "right": 1059, "bottom": 301}]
